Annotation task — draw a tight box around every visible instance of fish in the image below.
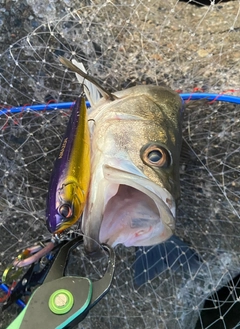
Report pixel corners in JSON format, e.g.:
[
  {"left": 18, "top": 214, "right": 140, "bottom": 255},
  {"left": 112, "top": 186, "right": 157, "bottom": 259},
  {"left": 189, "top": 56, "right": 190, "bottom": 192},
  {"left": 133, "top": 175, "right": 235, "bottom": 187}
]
[
  {"left": 46, "top": 95, "right": 91, "bottom": 234},
  {"left": 59, "top": 57, "right": 201, "bottom": 285}
]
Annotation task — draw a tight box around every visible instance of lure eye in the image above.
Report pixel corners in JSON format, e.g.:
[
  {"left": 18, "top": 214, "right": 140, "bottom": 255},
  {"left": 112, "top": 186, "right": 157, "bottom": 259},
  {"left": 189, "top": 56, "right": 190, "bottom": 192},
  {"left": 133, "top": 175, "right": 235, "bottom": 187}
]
[
  {"left": 58, "top": 204, "right": 72, "bottom": 218},
  {"left": 141, "top": 143, "right": 171, "bottom": 168}
]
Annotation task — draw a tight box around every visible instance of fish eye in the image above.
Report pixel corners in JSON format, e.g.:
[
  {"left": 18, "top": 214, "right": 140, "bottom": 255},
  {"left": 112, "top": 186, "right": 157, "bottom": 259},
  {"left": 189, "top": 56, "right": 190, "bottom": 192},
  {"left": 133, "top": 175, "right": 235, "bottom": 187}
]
[
  {"left": 141, "top": 143, "right": 171, "bottom": 168},
  {"left": 148, "top": 150, "right": 163, "bottom": 163},
  {"left": 58, "top": 204, "right": 72, "bottom": 218}
]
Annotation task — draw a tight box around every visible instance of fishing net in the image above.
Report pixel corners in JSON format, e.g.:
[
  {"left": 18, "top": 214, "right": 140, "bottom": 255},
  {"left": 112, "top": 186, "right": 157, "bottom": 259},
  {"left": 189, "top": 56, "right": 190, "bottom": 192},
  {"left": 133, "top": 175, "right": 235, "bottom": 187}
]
[{"left": 0, "top": 0, "right": 240, "bottom": 328}]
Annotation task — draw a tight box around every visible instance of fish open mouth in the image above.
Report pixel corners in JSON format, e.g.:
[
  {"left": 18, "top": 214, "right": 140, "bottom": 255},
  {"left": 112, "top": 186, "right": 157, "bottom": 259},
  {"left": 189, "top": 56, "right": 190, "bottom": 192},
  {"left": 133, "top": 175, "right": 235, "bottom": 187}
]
[
  {"left": 99, "top": 184, "right": 164, "bottom": 247},
  {"left": 82, "top": 164, "right": 176, "bottom": 251},
  {"left": 97, "top": 165, "right": 176, "bottom": 248}
]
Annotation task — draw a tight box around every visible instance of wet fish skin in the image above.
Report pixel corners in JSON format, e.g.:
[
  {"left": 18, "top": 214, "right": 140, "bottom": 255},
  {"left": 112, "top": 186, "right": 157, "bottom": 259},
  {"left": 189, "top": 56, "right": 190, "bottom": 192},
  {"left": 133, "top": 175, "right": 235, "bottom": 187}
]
[
  {"left": 46, "top": 96, "right": 90, "bottom": 234},
  {"left": 60, "top": 58, "right": 201, "bottom": 285},
  {"left": 83, "top": 84, "right": 201, "bottom": 284},
  {"left": 83, "top": 84, "right": 183, "bottom": 251}
]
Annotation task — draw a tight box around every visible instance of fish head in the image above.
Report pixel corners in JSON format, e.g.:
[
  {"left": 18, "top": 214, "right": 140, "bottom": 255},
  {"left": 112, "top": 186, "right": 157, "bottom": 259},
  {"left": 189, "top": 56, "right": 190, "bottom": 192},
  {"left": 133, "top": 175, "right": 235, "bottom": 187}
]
[
  {"left": 46, "top": 179, "right": 85, "bottom": 234},
  {"left": 82, "top": 85, "right": 183, "bottom": 251}
]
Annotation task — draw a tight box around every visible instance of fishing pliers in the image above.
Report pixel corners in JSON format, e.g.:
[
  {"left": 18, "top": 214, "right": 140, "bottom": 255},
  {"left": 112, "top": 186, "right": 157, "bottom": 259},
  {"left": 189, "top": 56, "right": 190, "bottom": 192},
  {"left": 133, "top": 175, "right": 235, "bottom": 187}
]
[{"left": 3, "top": 235, "right": 115, "bottom": 329}]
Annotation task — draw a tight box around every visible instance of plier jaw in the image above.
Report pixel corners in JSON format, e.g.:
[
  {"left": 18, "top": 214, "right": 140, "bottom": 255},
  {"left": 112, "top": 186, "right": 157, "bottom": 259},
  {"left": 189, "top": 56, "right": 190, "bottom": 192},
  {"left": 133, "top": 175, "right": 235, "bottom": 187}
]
[
  {"left": 1, "top": 238, "right": 68, "bottom": 311},
  {"left": 2, "top": 235, "right": 115, "bottom": 329}
]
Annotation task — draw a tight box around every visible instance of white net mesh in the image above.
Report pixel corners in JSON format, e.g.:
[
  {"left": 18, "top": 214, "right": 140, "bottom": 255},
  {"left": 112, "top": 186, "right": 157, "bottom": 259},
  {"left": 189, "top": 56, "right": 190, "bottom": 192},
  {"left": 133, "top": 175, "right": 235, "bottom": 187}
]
[{"left": 0, "top": 0, "right": 240, "bottom": 328}]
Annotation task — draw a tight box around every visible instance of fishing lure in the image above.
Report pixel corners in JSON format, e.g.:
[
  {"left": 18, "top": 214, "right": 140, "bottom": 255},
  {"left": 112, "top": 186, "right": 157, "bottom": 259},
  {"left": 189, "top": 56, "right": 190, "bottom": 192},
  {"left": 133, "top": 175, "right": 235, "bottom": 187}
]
[{"left": 46, "top": 95, "right": 91, "bottom": 234}]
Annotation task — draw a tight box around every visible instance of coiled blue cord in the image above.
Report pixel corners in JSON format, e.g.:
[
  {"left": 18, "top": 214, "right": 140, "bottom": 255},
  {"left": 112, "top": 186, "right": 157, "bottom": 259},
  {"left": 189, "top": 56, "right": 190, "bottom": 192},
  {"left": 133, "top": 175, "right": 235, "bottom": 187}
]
[{"left": 0, "top": 93, "right": 240, "bottom": 116}]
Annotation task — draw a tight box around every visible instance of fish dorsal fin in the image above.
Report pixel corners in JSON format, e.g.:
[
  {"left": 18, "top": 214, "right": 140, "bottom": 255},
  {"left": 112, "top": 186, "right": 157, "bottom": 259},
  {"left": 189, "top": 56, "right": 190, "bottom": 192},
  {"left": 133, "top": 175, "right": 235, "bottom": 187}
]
[
  {"left": 72, "top": 59, "right": 101, "bottom": 107},
  {"left": 59, "top": 56, "right": 115, "bottom": 102}
]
